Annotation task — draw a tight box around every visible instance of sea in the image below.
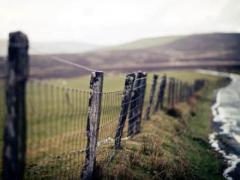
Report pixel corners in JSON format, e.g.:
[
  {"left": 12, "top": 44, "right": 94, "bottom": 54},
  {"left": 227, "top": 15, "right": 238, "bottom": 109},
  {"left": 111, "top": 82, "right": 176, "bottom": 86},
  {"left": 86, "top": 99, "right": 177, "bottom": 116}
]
[{"left": 197, "top": 70, "right": 240, "bottom": 180}]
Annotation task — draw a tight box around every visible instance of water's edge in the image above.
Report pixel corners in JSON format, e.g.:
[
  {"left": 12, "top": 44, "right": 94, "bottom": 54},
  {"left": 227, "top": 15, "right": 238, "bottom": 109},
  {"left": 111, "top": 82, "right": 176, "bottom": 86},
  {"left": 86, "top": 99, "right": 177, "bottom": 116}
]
[{"left": 197, "top": 70, "right": 240, "bottom": 180}]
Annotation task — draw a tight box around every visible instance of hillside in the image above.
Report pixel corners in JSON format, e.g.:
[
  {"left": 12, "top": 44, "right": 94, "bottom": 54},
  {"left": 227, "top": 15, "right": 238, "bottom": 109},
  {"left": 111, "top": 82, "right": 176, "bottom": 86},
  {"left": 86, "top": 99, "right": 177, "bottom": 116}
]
[
  {"left": 0, "top": 40, "right": 101, "bottom": 56},
  {"left": 109, "top": 35, "right": 181, "bottom": 50},
  {"left": 86, "top": 33, "right": 240, "bottom": 64},
  {"left": 111, "top": 33, "right": 240, "bottom": 52},
  {"left": 1, "top": 33, "right": 240, "bottom": 78}
]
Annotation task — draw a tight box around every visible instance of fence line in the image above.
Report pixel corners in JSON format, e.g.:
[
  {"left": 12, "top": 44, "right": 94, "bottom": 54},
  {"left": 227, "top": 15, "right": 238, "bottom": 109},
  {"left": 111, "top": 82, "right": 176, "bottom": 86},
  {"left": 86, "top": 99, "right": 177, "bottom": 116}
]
[{"left": 1, "top": 31, "right": 206, "bottom": 180}]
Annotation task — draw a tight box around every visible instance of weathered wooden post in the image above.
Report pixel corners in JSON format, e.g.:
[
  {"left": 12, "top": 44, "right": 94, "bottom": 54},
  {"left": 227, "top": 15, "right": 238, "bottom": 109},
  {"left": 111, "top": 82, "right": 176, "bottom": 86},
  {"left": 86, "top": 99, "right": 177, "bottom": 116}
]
[
  {"left": 81, "top": 71, "right": 104, "bottom": 180},
  {"left": 128, "top": 71, "right": 142, "bottom": 137},
  {"left": 186, "top": 84, "right": 190, "bottom": 100},
  {"left": 175, "top": 79, "right": 179, "bottom": 104},
  {"left": 3, "top": 31, "right": 29, "bottom": 180},
  {"left": 182, "top": 82, "right": 186, "bottom": 102},
  {"left": 193, "top": 80, "right": 198, "bottom": 92},
  {"left": 178, "top": 80, "right": 181, "bottom": 102},
  {"left": 190, "top": 83, "right": 194, "bottom": 97},
  {"left": 179, "top": 81, "right": 183, "bottom": 102},
  {"left": 167, "top": 78, "right": 172, "bottom": 109},
  {"left": 184, "top": 83, "right": 188, "bottom": 101},
  {"left": 178, "top": 80, "right": 181, "bottom": 103},
  {"left": 194, "top": 79, "right": 205, "bottom": 92},
  {"left": 114, "top": 73, "right": 135, "bottom": 149},
  {"left": 144, "top": 74, "right": 158, "bottom": 120},
  {"left": 170, "top": 78, "right": 175, "bottom": 109},
  {"left": 159, "top": 75, "right": 167, "bottom": 109},
  {"left": 154, "top": 74, "right": 167, "bottom": 112},
  {"left": 177, "top": 80, "right": 181, "bottom": 103},
  {"left": 3, "top": 32, "right": 29, "bottom": 180},
  {"left": 136, "top": 72, "right": 147, "bottom": 133}
]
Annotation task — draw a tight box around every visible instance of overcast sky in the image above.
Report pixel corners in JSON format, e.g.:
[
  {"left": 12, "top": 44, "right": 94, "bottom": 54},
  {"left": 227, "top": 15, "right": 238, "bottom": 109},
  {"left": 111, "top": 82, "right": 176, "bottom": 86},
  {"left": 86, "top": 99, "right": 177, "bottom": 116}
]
[{"left": 1, "top": 0, "right": 240, "bottom": 45}]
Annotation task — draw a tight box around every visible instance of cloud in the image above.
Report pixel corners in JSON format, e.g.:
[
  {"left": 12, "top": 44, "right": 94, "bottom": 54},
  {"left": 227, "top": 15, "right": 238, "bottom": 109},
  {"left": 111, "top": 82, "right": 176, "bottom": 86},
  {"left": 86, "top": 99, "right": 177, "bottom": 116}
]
[{"left": 0, "top": 0, "right": 239, "bottom": 44}]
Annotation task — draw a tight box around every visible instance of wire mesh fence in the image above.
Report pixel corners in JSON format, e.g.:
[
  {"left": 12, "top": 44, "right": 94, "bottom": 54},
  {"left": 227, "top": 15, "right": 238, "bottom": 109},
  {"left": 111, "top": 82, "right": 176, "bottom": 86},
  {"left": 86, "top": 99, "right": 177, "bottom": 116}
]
[
  {"left": 98, "top": 91, "right": 122, "bottom": 144},
  {"left": 1, "top": 73, "right": 201, "bottom": 179},
  {"left": 1, "top": 31, "right": 206, "bottom": 179},
  {"left": 25, "top": 80, "right": 90, "bottom": 179}
]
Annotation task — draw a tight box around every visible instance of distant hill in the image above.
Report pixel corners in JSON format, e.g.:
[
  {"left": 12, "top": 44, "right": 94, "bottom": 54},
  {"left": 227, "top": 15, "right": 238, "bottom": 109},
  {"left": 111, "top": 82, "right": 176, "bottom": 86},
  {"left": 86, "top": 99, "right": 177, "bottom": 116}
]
[
  {"left": 82, "top": 33, "right": 240, "bottom": 67},
  {"left": 109, "top": 35, "right": 181, "bottom": 50},
  {"left": 1, "top": 33, "right": 240, "bottom": 78},
  {"left": 110, "top": 33, "right": 240, "bottom": 52},
  {"left": 163, "top": 33, "right": 240, "bottom": 52},
  {"left": 0, "top": 40, "right": 101, "bottom": 56}
]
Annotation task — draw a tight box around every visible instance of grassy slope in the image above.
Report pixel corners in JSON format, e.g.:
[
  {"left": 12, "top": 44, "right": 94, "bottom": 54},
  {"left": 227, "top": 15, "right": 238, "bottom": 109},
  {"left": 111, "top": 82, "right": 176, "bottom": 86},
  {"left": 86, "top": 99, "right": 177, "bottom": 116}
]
[
  {"left": 109, "top": 36, "right": 181, "bottom": 50},
  {"left": 95, "top": 73, "right": 226, "bottom": 180},
  {"left": 0, "top": 71, "right": 226, "bottom": 179}
]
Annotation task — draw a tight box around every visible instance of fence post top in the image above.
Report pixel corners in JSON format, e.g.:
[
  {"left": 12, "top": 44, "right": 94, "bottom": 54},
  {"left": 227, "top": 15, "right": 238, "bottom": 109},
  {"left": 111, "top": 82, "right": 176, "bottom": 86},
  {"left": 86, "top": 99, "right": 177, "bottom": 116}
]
[
  {"left": 153, "top": 74, "right": 158, "bottom": 79},
  {"left": 91, "top": 71, "right": 104, "bottom": 77},
  {"left": 9, "top": 31, "right": 29, "bottom": 48},
  {"left": 135, "top": 71, "right": 142, "bottom": 78},
  {"left": 125, "top": 73, "right": 135, "bottom": 82},
  {"left": 126, "top": 72, "right": 136, "bottom": 77},
  {"left": 8, "top": 31, "right": 29, "bottom": 81},
  {"left": 90, "top": 71, "right": 104, "bottom": 90}
]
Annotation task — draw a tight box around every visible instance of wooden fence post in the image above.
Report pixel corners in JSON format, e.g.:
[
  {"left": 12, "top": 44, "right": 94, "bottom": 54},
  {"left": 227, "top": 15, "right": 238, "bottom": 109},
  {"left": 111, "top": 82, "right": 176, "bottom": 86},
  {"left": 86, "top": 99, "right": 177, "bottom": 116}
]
[
  {"left": 190, "top": 83, "right": 194, "bottom": 97},
  {"left": 186, "top": 84, "right": 190, "bottom": 100},
  {"left": 183, "top": 83, "right": 187, "bottom": 102},
  {"left": 144, "top": 74, "right": 158, "bottom": 120},
  {"left": 3, "top": 31, "right": 29, "bottom": 180},
  {"left": 167, "top": 78, "right": 172, "bottom": 109},
  {"left": 154, "top": 74, "right": 167, "bottom": 112},
  {"left": 136, "top": 72, "right": 147, "bottom": 133},
  {"left": 179, "top": 81, "right": 183, "bottom": 102},
  {"left": 176, "top": 80, "right": 180, "bottom": 103},
  {"left": 114, "top": 73, "right": 135, "bottom": 149},
  {"left": 172, "top": 78, "right": 176, "bottom": 108},
  {"left": 167, "top": 78, "right": 173, "bottom": 109},
  {"left": 81, "top": 71, "right": 104, "bottom": 180},
  {"left": 128, "top": 71, "right": 142, "bottom": 137}
]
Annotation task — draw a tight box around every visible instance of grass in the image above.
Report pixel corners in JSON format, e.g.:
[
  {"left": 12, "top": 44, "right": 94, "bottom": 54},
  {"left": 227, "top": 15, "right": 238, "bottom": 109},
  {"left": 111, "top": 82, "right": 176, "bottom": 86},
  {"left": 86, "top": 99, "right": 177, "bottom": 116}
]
[
  {"left": 0, "top": 71, "right": 226, "bottom": 179},
  {"left": 93, "top": 73, "right": 227, "bottom": 180}
]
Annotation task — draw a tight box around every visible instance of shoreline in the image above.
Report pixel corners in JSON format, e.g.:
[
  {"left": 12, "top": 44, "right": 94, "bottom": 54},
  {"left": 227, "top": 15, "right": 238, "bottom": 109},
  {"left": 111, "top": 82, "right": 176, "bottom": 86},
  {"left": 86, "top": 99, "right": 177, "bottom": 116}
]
[{"left": 206, "top": 71, "right": 240, "bottom": 179}]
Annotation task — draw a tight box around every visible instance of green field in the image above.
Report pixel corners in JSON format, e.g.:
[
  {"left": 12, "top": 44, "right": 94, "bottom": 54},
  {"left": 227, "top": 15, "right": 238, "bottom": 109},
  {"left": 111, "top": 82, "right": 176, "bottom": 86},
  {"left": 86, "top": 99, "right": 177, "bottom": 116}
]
[{"left": 0, "top": 71, "right": 223, "bottom": 179}]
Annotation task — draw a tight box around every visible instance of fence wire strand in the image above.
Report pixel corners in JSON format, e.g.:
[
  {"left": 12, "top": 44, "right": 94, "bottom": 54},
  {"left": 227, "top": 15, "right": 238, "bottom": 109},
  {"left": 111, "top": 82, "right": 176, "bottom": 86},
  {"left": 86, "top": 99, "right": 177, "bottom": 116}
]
[{"left": 0, "top": 63, "right": 200, "bottom": 179}]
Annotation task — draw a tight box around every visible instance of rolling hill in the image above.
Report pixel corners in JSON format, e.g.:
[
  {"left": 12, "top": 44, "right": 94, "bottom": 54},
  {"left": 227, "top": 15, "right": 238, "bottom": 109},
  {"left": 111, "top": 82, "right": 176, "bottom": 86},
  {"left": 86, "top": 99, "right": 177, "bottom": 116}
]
[
  {"left": 1, "top": 33, "right": 240, "bottom": 78},
  {"left": 109, "top": 35, "right": 181, "bottom": 50},
  {"left": 0, "top": 40, "right": 101, "bottom": 56}
]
